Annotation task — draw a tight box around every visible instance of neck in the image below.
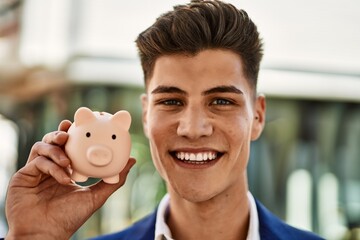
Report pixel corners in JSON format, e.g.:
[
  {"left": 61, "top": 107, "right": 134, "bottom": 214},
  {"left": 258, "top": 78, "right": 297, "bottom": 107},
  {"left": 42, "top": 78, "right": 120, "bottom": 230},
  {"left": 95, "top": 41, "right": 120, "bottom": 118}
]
[{"left": 167, "top": 181, "right": 250, "bottom": 240}]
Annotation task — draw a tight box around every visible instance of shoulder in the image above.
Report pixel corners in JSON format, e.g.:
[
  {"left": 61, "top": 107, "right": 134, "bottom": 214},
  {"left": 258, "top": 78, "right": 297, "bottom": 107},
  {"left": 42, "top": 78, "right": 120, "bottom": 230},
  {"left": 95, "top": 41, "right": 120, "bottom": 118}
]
[
  {"left": 89, "top": 209, "right": 157, "bottom": 240},
  {"left": 255, "top": 199, "right": 325, "bottom": 240}
]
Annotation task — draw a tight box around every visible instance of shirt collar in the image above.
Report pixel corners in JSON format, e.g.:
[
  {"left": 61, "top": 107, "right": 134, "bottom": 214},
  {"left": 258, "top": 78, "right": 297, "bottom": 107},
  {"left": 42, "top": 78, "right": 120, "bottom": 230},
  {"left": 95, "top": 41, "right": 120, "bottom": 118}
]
[
  {"left": 155, "top": 192, "right": 260, "bottom": 240},
  {"left": 155, "top": 194, "right": 173, "bottom": 240}
]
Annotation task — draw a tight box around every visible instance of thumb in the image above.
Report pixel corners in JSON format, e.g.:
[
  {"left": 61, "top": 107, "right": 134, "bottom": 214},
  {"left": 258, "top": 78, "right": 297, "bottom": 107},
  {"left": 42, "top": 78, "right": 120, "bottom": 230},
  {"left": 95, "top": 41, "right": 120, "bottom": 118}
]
[{"left": 89, "top": 157, "right": 136, "bottom": 210}]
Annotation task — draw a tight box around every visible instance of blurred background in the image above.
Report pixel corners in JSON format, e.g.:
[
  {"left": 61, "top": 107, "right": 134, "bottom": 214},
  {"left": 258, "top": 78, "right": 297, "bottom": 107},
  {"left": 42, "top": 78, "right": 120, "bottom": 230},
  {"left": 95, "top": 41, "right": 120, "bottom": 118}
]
[{"left": 0, "top": 0, "right": 359, "bottom": 239}]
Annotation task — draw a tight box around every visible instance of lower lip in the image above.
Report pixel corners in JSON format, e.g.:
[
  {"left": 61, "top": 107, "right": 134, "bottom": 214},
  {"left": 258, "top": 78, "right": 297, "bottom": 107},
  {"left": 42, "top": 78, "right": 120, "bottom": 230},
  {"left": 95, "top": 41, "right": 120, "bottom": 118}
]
[{"left": 172, "top": 156, "right": 220, "bottom": 169}]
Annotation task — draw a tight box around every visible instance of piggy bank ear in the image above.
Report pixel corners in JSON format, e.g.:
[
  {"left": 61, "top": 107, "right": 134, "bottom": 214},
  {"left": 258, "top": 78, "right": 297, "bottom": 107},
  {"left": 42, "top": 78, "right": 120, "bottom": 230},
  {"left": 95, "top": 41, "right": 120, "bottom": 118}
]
[
  {"left": 111, "top": 110, "right": 131, "bottom": 130},
  {"left": 74, "top": 107, "right": 96, "bottom": 126}
]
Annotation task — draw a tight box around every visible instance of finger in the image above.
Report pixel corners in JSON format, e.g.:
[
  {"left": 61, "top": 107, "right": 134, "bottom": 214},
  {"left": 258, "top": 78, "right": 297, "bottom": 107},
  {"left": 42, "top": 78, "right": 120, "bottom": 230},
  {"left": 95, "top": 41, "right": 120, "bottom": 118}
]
[
  {"left": 42, "top": 130, "right": 69, "bottom": 146},
  {"left": 27, "top": 141, "right": 70, "bottom": 167},
  {"left": 89, "top": 157, "right": 136, "bottom": 209},
  {"left": 58, "top": 120, "right": 72, "bottom": 132},
  {"left": 41, "top": 119, "right": 71, "bottom": 146},
  {"left": 12, "top": 156, "right": 71, "bottom": 188}
]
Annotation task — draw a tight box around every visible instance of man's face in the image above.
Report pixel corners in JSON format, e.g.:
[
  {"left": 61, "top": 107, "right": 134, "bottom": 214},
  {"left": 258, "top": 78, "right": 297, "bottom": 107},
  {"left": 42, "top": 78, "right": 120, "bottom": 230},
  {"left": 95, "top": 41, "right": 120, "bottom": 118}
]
[{"left": 141, "top": 49, "right": 265, "bottom": 202}]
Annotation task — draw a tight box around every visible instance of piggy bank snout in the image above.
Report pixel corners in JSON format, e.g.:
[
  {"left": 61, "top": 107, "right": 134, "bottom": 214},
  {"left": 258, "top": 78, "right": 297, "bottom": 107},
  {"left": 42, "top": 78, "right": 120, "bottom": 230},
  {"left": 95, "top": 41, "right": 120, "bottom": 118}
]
[{"left": 86, "top": 145, "right": 113, "bottom": 166}]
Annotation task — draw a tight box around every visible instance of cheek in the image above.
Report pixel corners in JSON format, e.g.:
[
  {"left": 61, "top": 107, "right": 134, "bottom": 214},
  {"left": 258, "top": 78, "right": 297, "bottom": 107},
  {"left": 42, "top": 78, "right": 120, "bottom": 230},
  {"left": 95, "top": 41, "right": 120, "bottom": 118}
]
[
  {"left": 225, "top": 116, "right": 252, "bottom": 139},
  {"left": 148, "top": 111, "right": 177, "bottom": 139},
  {"left": 225, "top": 116, "right": 252, "bottom": 163},
  {"left": 149, "top": 121, "right": 170, "bottom": 143},
  {"left": 147, "top": 117, "right": 172, "bottom": 177},
  {"left": 148, "top": 141, "right": 166, "bottom": 178}
]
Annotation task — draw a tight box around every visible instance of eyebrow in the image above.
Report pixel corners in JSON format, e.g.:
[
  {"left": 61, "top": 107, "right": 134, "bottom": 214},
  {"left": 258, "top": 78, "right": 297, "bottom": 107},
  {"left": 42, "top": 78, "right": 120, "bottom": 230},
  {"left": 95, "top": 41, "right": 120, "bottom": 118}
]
[
  {"left": 150, "top": 85, "right": 243, "bottom": 95},
  {"left": 151, "top": 86, "right": 187, "bottom": 95},
  {"left": 202, "top": 85, "right": 244, "bottom": 95}
]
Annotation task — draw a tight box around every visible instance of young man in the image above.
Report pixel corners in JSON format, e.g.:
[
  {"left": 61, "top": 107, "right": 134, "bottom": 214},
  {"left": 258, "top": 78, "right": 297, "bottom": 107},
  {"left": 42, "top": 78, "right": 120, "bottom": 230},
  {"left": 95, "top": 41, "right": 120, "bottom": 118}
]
[{"left": 4, "top": 1, "right": 323, "bottom": 239}]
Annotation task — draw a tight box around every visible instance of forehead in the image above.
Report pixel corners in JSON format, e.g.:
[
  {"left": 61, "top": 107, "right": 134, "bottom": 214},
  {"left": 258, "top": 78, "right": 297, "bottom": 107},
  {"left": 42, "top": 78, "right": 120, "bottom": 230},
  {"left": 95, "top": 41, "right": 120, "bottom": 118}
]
[{"left": 146, "top": 49, "right": 250, "bottom": 93}]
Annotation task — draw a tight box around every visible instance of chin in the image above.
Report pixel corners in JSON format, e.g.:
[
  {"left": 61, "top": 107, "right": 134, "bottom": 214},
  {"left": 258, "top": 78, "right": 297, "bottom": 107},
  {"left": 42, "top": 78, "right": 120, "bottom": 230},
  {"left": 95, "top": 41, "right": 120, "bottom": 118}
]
[{"left": 171, "top": 184, "right": 220, "bottom": 203}]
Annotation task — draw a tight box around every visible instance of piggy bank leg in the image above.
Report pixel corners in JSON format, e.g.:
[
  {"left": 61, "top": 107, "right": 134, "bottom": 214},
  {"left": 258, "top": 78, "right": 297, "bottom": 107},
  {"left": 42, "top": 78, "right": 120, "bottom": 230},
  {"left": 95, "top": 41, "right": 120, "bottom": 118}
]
[
  {"left": 103, "top": 175, "right": 119, "bottom": 184},
  {"left": 71, "top": 171, "right": 88, "bottom": 182}
]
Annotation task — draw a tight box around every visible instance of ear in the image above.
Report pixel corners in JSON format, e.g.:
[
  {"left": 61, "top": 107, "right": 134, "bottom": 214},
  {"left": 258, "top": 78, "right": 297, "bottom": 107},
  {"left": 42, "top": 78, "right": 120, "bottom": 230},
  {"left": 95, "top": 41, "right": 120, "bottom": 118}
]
[
  {"left": 140, "top": 94, "right": 149, "bottom": 138},
  {"left": 111, "top": 110, "right": 132, "bottom": 130},
  {"left": 251, "top": 94, "right": 266, "bottom": 140},
  {"left": 74, "top": 107, "right": 96, "bottom": 126}
]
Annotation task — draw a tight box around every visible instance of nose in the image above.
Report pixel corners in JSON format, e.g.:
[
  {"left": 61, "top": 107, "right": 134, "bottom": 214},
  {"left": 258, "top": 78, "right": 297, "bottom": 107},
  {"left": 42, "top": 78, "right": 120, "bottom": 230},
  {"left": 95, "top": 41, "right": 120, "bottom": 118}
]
[
  {"left": 177, "top": 105, "right": 213, "bottom": 139},
  {"left": 87, "top": 145, "right": 113, "bottom": 166}
]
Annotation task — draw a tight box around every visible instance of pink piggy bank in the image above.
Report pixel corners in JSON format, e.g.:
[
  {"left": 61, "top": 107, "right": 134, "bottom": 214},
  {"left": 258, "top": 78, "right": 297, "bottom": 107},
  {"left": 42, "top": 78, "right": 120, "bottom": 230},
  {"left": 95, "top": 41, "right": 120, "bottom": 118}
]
[{"left": 65, "top": 107, "right": 132, "bottom": 184}]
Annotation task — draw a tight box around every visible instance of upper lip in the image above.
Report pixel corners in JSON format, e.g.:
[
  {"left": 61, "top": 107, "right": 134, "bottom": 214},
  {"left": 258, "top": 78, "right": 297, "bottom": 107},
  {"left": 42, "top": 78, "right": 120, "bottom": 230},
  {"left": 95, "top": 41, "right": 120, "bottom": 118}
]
[{"left": 169, "top": 147, "right": 222, "bottom": 153}]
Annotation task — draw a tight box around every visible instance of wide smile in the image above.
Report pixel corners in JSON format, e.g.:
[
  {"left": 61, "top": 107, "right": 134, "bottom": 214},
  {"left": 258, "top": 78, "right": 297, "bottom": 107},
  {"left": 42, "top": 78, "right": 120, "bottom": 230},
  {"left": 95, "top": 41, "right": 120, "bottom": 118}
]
[{"left": 170, "top": 151, "right": 224, "bottom": 165}]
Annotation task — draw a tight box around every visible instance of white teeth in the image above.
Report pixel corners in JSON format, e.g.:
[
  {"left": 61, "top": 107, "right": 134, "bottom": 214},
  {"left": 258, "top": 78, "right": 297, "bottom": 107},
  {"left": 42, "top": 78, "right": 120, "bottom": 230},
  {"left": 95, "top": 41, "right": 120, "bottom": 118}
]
[{"left": 175, "top": 151, "right": 218, "bottom": 162}]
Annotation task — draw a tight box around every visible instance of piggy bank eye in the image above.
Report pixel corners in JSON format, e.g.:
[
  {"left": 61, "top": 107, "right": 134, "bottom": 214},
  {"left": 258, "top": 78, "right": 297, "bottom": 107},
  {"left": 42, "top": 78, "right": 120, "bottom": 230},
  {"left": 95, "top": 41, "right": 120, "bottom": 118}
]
[
  {"left": 86, "top": 132, "right": 91, "bottom": 138},
  {"left": 112, "top": 134, "right": 116, "bottom": 140}
]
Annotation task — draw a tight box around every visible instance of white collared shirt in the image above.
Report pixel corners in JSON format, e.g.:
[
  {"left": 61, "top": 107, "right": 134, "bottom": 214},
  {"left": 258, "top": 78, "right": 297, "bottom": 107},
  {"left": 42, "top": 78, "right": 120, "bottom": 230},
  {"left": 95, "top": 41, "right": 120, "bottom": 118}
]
[{"left": 155, "top": 192, "right": 260, "bottom": 240}]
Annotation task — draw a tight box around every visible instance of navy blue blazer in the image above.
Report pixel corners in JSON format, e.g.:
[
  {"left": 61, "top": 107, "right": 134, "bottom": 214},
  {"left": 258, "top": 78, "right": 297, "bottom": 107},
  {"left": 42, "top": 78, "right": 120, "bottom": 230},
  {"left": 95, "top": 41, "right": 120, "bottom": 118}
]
[{"left": 90, "top": 199, "right": 324, "bottom": 240}]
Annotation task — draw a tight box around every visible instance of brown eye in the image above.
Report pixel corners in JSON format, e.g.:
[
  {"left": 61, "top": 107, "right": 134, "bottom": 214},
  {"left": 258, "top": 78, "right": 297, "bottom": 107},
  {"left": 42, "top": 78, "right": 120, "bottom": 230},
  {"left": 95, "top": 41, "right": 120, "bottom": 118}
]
[
  {"left": 86, "top": 132, "right": 91, "bottom": 137},
  {"left": 112, "top": 134, "right": 116, "bottom": 140}
]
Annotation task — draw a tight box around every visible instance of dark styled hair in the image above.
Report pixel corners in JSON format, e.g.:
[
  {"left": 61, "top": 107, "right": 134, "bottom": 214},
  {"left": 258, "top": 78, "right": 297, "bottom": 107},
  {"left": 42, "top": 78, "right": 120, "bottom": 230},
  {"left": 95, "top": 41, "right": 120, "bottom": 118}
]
[{"left": 135, "top": 0, "right": 263, "bottom": 89}]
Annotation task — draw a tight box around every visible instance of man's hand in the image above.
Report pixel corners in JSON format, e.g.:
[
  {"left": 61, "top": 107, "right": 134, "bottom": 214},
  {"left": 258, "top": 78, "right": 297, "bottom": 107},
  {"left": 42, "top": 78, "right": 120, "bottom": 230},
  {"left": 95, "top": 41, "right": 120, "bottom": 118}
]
[{"left": 5, "top": 120, "right": 136, "bottom": 240}]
